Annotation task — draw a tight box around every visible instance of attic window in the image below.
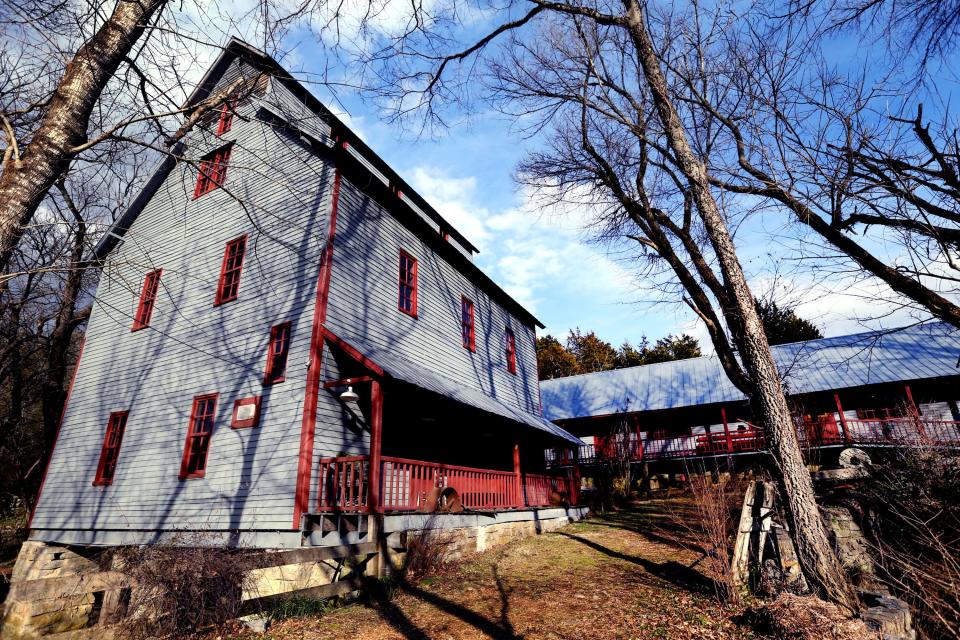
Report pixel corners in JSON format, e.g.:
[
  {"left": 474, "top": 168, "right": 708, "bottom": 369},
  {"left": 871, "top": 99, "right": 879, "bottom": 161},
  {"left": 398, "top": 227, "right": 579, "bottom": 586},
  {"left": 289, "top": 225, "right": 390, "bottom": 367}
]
[
  {"left": 216, "top": 100, "right": 236, "bottom": 135},
  {"left": 215, "top": 235, "right": 247, "bottom": 305},
  {"left": 263, "top": 321, "right": 291, "bottom": 385},
  {"left": 132, "top": 269, "right": 162, "bottom": 331},
  {"left": 93, "top": 411, "right": 129, "bottom": 486},
  {"left": 461, "top": 297, "right": 475, "bottom": 352},
  {"left": 193, "top": 144, "right": 232, "bottom": 198},
  {"left": 180, "top": 394, "right": 218, "bottom": 480},
  {"left": 505, "top": 328, "right": 517, "bottom": 374},
  {"left": 398, "top": 250, "right": 418, "bottom": 317}
]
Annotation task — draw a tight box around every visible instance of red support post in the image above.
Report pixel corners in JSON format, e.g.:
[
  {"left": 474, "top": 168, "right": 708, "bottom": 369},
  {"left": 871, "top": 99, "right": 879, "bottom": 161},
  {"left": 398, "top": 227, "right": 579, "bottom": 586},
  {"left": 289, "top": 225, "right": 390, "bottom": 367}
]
[
  {"left": 833, "top": 393, "right": 851, "bottom": 444},
  {"left": 571, "top": 459, "right": 581, "bottom": 505},
  {"left": 369, "top": 380, "right": 383, "bottom": 513},
  {"left": 904, "top": 384, "right": 927, "bottom": 440},
  {"left": 721, "top": 406, "right": 733, "bottom": 452},
  {"left": 513, "top": 443, "right": 523, "bottom": 508}
]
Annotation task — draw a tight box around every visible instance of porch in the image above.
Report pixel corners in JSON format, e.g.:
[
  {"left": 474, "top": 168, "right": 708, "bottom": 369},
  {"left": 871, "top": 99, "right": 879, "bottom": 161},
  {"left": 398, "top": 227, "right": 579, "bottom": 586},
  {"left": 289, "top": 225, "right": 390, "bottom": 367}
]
[
  {"left": 310, "top": 328, "right": 584, "bottom": 524},
  {"left": 315, "top": 454, "right": 579, "bottom": 513}
]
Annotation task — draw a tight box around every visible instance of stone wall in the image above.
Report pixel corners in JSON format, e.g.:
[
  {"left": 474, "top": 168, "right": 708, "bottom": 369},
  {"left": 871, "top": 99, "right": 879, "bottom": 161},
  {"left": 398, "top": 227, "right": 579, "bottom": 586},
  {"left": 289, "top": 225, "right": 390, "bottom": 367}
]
[
  {"left": 2, "top": 542, "right": 104, "bottom": 638},
  {"left": 382, "top": 509, "right": 582, "bottom": 573},
  {"left": 822, "top": 506, "right": 876, "bottom": 579}
]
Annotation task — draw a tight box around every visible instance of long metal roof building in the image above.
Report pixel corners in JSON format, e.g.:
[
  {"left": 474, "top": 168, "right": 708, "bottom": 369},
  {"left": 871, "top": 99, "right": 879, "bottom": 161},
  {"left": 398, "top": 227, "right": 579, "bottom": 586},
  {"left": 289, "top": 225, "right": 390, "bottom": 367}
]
[{"left": 540, "top": 322, "right": 960, "bottom": 422}]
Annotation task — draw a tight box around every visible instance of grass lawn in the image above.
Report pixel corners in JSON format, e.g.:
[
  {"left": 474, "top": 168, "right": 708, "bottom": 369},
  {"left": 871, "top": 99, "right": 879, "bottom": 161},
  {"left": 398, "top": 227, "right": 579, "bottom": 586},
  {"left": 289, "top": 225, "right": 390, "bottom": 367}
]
[{"left": 244, "top": 498, "right": 757, "bottom": 640}]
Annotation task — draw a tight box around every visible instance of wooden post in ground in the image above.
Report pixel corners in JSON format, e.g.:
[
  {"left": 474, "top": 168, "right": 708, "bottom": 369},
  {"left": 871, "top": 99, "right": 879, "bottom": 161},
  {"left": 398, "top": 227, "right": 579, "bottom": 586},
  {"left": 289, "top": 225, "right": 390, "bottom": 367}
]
[{"left": 730, "top": 481, "right": 755, "bottom": 590}]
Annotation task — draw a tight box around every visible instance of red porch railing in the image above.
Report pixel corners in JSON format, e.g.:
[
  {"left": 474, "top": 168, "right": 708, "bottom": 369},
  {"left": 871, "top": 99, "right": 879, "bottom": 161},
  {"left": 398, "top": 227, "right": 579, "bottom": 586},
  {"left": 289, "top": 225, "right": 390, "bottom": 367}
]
[
  {"left": 544, "top": 418, "right": 960, "bottom": 467},
  {"left": 316, "top": 456, "right": 369, "bottom": 512},
  {"left": 380, "top": 456, "right": 519, "bottom": 511},
  {"left": 316, "top": 455, "right": 578, "bottom": 513}
]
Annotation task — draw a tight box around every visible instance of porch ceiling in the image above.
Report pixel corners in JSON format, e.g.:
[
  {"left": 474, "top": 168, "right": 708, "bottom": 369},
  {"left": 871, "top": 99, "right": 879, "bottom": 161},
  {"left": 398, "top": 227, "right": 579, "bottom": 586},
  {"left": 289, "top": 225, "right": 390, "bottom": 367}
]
[{"left": 323, "top": 329, "right": 581, "bottom": 445}]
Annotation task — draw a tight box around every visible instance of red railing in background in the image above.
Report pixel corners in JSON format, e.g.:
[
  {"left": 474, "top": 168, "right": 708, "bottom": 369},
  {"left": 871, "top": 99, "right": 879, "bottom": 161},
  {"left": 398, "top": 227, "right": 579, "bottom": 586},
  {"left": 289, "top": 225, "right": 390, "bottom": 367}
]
[
  {"left": 544, "top": 418, "right": 960, "bottom": 467},
  {"left": 316, "top": 455, "right": 578, "bottom": 513}
]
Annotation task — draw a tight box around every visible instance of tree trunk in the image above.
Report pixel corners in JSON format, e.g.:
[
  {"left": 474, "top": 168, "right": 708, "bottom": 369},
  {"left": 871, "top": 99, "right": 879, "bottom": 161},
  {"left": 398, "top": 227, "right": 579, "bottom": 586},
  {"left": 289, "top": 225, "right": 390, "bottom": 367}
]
[
  {"left": 624, "top": 1, "right": 855, "bottom": 609},
  {"left": 0, "top": 0, "right": 167, "bottom": 279}
]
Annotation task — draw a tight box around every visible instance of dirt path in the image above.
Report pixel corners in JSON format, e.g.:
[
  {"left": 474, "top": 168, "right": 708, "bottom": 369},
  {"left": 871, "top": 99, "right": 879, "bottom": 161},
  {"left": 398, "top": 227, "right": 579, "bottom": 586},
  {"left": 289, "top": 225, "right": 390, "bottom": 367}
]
[{"left": 254, "top": 501, "right": 755, "bottom": 639}]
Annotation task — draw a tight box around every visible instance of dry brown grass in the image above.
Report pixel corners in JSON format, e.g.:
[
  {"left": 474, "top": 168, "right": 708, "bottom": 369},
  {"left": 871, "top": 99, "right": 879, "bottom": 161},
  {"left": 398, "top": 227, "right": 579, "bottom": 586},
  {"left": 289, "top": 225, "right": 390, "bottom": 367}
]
[{"left": 226, "top": 500, "right": 756, "bottom": 639}]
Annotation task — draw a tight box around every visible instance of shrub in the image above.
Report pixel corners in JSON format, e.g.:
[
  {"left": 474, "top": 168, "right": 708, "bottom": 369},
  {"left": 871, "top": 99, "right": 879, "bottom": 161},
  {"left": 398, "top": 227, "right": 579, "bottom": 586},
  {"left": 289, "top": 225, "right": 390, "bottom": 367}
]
[
  {"left": 115, "top": 543, "right": 252, "bottom": 639},
  {"left": 861, "top": 449, "right": 960, "bottom": 638},
  {"left": 678, "top": 470, "right": 745, "bottom": 605}
]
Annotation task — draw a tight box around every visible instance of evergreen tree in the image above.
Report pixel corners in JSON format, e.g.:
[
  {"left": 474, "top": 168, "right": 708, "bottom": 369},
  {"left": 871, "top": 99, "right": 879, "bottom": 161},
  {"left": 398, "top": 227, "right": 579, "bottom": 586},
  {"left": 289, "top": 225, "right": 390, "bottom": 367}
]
[
  {"left": 535, "top": 335, "right": 579, "bottom": 380},
  {"left": 756, "top": 299, "right": 823, "bottom": 345},
  {"left": 566, "top": 328, "right": 618, "bottom": 374}
]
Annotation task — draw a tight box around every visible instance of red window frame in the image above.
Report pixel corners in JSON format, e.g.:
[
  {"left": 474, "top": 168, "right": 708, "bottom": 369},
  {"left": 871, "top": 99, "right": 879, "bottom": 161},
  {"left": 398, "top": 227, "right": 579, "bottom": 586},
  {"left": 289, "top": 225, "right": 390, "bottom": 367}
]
[
  {"left": 132, "top": 269, "right": 162, "bottom": 331},
  {"left": 193, "top": 144, "right": 232, "bottom": 199},
  {"left": 398, "top": 250, "right": 418, "bottom": 317},
  {"left": 461, "top": 296, "right": 475, "bottom": 352},
  {"left": 216, "top": 100, "right": 236, "bottom": 135},
  {"left": 263, "top": 321, "right": 291, "bottom": 385},
  {"left": 215, "top": 235, "right": 247, "bottom": 305},
  {"left": 93, "top": 411, "right": 129, "bottom": 486},
  {"left": 179, "top": 394, "right": 218, "bottom": 480},
  {"left": 505, "top": 328, "right": 517, "bottom": 374}
]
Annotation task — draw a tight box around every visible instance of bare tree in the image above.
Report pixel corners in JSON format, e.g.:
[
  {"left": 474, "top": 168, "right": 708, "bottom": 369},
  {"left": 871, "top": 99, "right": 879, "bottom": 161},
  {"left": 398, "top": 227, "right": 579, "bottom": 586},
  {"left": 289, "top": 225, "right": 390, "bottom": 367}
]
[
  {"left": 647, "top": 3, "right": 960, "bottom": 331},
  {"left": 358, "top": 0, "right": 855, "bottom": 608}
]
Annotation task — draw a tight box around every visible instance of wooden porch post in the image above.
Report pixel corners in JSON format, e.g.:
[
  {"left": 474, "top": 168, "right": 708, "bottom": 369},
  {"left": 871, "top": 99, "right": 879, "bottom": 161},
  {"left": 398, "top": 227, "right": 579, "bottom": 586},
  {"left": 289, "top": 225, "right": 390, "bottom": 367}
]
[
  {"left": 513, "top": 443, "right": 523, "bottom": 508},
  {"left": 904, "top": 384, "right": 927, "bottom": 440},
  {"left": 721, "top": 406, "right": 733, "bottom": 452},
  {"left": 369, "top": 380, "right": 383, "bottom": 513},
  {"left": 571, "top": 454, "right": 581, "bottom": 505},
  {"left": 833, "top": 393, "right": 851, "bottom": 444}
]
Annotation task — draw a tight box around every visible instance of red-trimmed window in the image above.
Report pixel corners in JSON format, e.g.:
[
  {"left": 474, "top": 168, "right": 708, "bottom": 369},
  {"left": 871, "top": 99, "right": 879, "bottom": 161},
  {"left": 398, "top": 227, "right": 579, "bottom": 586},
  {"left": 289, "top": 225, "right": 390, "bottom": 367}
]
[
  {"left": 263, "top": 321, "right": 291, "bottom": 385},
  {"left": 461, "top": 297, "right": 475, "bottom": 351},
  {"left": 505, "top": 328, "right": 517, "bottom": 374},
  {"left": 215, "top": 235, "right": 247, "bottom": 305},
  {"left": 93, "top": 411, "right": 128, "bottom": 486},
  {"left": 398, "top": 250, "right": 418, "bottom": 316},
  {"left": 193, "top": 144, "right": 232, "bottom": 198},
  {"left": 180, "top": 394, "right": 218, "bottom": 480},
  {"left": 132, "top": 269, "right": 162, "bottom": 331},
  {"left": 216, "top": 100, "right": 236, "bottom": 135}
]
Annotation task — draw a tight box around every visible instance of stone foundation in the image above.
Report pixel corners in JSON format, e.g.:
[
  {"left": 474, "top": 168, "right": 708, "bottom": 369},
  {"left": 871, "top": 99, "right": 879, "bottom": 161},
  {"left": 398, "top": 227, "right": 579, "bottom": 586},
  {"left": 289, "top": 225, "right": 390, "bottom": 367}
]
[
  {"left": 382, "top": 508, "right": 582, "bottom": 572},
  {"left": 1, "top": 542, "right": 104, "bottom": 639},
  {"left": 822, "top": 506, "right": 875, "bottom": 578}
]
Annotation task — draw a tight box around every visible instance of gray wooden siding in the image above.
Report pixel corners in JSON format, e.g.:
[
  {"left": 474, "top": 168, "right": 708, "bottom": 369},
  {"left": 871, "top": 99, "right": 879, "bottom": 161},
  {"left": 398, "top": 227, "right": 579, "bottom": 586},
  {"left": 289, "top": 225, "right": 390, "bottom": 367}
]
[
  {"left": 31, "top": 64, "right": 353, "bottom": 535},
  {"left": 326, "top": 177, "right": 541, "bottom": 417}
]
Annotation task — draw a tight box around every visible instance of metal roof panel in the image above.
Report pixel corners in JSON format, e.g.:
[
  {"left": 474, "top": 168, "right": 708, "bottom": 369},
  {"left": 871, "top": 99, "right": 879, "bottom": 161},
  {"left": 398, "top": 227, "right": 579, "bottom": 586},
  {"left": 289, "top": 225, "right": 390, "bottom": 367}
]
[{"left": 541, "top": 323, "right": 960, "bottom": 421}]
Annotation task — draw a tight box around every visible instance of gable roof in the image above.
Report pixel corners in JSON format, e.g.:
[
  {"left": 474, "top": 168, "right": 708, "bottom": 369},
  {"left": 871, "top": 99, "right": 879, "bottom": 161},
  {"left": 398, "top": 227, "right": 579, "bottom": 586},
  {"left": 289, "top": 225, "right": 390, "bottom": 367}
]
[
  {"left": 94, "top": 38, "right": 545, "bottom": 329},
  {"left": 540, "top": 322, "right": 960, "bottom": 422}
]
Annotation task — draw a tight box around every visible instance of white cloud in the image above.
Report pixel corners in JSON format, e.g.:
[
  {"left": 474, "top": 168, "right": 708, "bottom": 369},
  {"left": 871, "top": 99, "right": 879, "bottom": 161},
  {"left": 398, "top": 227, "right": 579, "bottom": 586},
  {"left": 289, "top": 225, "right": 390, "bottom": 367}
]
[{"left": 406, "top": 164, "right": 644, "bottom": 336}]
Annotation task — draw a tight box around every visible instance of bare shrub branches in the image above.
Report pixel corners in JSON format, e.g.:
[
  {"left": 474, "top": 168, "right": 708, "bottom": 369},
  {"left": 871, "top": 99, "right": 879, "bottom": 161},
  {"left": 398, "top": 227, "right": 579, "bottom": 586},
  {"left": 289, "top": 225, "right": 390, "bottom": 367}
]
[{"left": 116, "top": 543, "right": 252, "bottom": 639}]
